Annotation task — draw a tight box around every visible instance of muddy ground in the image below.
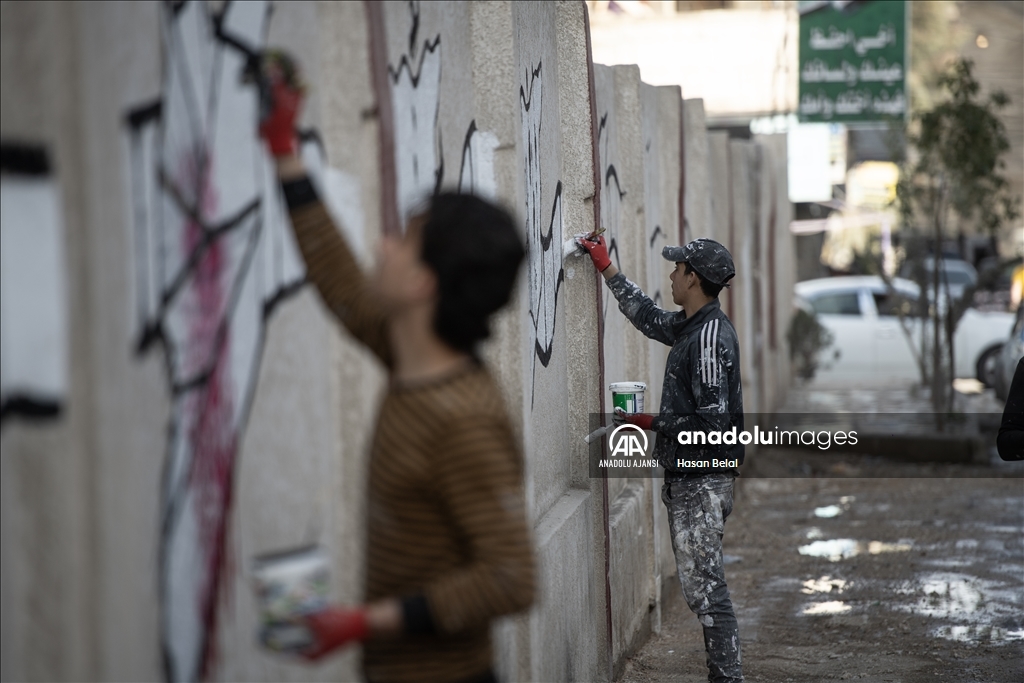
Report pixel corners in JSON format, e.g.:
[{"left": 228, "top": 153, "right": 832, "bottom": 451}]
[{"left": 618, "top": 447, "right": 1024, "bottom": 683}]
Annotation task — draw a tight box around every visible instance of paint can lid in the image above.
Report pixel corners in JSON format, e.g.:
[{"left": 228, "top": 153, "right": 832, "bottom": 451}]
[{"left": 608, "top": 381, "right": 646, "bottom": 393}]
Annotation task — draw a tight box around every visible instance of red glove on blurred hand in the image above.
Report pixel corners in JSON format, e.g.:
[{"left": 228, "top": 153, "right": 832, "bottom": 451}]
[
  {"left": 258, "top": 52, "right": 304, "bottom": 157},
  {"left": 577, "top": 234, "right": 612, "bottom": 272},
  {"left": 301, "top": 606, "right": 368, "bottom": 661},
  {"left": 614, "top": 407, "right": 654, "bottom": 431}
]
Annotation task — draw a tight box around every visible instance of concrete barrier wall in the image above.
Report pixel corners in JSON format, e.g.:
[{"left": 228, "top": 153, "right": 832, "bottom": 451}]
[
  {"left": 640, "top": 83, "right": 683, "bottom": 609},
  {"left": 593, "top": 62, "right": 655, "bottom": 671},
  {"left": 0, "top": 2, "right": 794, "bottom": 680},
  {"left": 509, "top": 3, "right": 607, "bottom": 681},
  {"left": 682, "top": 99, "right": 711, "bottom": 242},
  {"left": 754, "top": 134, "right": 796, "bottom": 414}
]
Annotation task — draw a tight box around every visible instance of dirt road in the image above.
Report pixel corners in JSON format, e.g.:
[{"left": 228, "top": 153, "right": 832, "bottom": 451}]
[{"left": 619, "top": 450, "right": 1023, "bottom": 683}]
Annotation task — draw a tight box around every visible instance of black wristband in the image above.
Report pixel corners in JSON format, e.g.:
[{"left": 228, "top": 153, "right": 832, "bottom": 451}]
[
  {"left": 401, "top": 594, "right": 436, "bottom": 635},
  {"left": 281, "top": 176, "right": 318, "bottom": 210}
]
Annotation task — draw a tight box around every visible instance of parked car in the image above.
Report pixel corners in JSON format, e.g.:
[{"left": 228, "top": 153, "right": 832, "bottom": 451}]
[
  {"left": 899, "top": 257, "right": 978, "bottom": 302},
  {"left": 994, "top": 305, "right": 1024, "bottom": 401},
  {"left": 793, "top": 276, "right": 1015, "bottom": 387}
]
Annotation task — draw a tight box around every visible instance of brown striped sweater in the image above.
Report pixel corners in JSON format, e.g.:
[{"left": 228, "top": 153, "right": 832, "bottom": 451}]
[{"left": 287, "top": 184, "right": 535, "bottom": 683}]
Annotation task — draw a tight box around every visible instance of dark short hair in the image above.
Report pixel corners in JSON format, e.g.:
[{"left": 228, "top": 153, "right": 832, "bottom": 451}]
[
  {"left": 684, "top": 262, "right": 724, "bottom": 299},
  {"left": 420, "top": 192, "right": 525, "bottom": 355}
]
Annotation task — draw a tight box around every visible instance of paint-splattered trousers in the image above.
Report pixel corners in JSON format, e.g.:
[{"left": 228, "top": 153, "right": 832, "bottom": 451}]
[{"left": 662, "top": 473, "right": 743, "bottom": 683}]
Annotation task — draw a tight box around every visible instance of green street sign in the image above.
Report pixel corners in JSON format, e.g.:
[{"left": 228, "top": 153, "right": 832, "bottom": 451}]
[{"left": 798, "top": 0, "right": 907, "bottom": 123}]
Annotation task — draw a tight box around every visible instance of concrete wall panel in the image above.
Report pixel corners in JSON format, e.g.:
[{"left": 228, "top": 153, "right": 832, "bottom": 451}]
[
  {"left": 708, "top": 131, "right": 731, "bottom": 310},
  {"left": 755, "top": 133, "right": 795, "bottom": 413},
  {"left": 639, "top": 82, "right": 682, "bottom": 617},
  {"left": 1, "top": 3, "right": 98, "bottom": 679},
  {"left": 529, "top": 489, "right": 604, "bottom": 683},
  {"left": 728, "top": 140, "right": 760, "bottom": 415},
  {"left": 683, "top": 99, "right": 711, "bottom": 241}
]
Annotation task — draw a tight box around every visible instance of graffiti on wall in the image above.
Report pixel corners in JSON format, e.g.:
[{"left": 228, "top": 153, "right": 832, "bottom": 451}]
[
  {"left": 457, "top": 120, "right": 499, "bottom": 200},
  {"left": 598, "top": 111, "right": 625, "bottom": 323},
  {"left": 645, "top": 140, "right": 667, "bottom": 307},
  {"left": 520, "top": 61, "right": 565, "bottom": 402},
  {"left": 387, "top": 1, "right": 443, "bottom": 224},
  {"left": 122, "top": 1, "right": 337, "bottom": 680},
  {"left": 384, "top": 1, "right": 499, "bottom": 216},
  {"left": 0, "top": 143, "right": 68, "bottom": 423}
]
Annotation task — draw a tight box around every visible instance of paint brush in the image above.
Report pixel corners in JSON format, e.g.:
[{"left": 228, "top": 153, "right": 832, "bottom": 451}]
[
  {"left": 563, "top": 227, "right": 608, "bottom": 261},
  {"left": 583, "top": 424, "right": 612, "bottom": 444}
]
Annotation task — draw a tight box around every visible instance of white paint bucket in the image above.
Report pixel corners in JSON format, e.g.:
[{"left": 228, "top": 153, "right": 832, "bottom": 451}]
[
  {"left": 609, "top": 381, "right": 646, "bottom": 414},
  {"left": 251, "top": 545, "right": 329, "bottom": 652}
]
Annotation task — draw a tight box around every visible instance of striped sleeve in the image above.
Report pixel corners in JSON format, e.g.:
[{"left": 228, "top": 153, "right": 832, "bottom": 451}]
[
  {"left": 423, "top": 416, "right": 536, "bottom": 634},
  {"left": 287, "top": 199, "right": 392, "bottom": 365},
  {"left": 699, "top": 318, "right": 721, "bottom": 387}
]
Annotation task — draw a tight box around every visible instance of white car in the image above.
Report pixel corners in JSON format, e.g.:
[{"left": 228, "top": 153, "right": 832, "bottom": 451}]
[{"left": 794, "top": 276, "right": 1015, "bottom": 387}]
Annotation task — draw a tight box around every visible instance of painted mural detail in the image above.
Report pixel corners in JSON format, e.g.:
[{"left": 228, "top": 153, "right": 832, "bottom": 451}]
[
  {"left": 598, "top": 111, "right": 625, "bottom": 322},
  {"left": 520, "top": 61, "right": 564, "bottom": 397},
  {"left": 387, "top": 0, "right": 442, "bottom": 225},
  {"left": 649, "top": 224, "right": 666, "bottom": 307},
  {"left": 645, "top": 138, "right": 667, "bottom": 308},
  {"left": 123, "top": 2, "right": 323, "bottom": 680},
  {"left": 0, "top": 143, "right": 68, "bottom": 423},
  {"left": 457, "top": 120, "right": 499, "bottom": 201}
]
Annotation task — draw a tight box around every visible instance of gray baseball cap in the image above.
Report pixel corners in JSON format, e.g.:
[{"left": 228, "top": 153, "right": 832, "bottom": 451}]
[{"left": 662, "top": 238, "right": 735, "bottom": 286}]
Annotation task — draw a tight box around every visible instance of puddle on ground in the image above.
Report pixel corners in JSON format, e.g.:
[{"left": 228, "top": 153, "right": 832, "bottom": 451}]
[
  {"left": 798, "top": 538, "right": 913, "bottom": 561},
  {"left": 973, "top": 524, "right": 1020, "bottom": 534},
  {"left": 800, "top": 538, "right": 859, "bottom": 560},
  {"left": 895, "top": 572, "right": 1024, "bottom": 644},
  {"left": 814, "top": 505, "right": 842, "bottom": 518},
  {"left": 801, "top": 576, "right": 848, "bottom": 594},
  {"left": 923, "top": 558, "right": 974, "bottom": 568},
  {"left": 932, "top": 624, "right": 1024, "bottom": 644},
  {"left": 801, "top": 600, "right": 851, "bottom": 615}
]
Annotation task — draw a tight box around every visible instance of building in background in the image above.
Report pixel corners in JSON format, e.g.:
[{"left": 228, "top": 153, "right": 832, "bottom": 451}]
[{"left": 589, "top": 0, "right": 1023, "bottom": 279}]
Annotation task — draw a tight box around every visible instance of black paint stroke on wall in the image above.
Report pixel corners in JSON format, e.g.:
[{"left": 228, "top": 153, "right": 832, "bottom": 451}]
[
  {"left": 520, "top": 60, "right": 566, "bottom": 407},
  {"left": 0, "top": 142, "right": 64, "bottom": 424},
  {"left": 387, "top": 0, "right": 445, "bottom": 209},
  {"left": 598, "top": 110, "right": 627, "bottom": 324}
]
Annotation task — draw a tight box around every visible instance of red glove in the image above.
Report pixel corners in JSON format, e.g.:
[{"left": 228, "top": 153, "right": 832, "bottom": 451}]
[
  {"left": 578, "top": 234, "right": 612, "bottom": 272},
  {"left": 301, "top": 606, "right": 368, "bottom": 661},
  {"left": 258, "top": 53, "right": 304, "bottom": 157},
  {"left": 614, "top": 407, "right": 654, "bottom": 430}
]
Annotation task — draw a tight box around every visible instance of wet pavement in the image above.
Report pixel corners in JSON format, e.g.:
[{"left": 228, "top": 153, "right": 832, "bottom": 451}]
[
  {"left": 620, "top": 474, "right": 1023, "bottom": 682},
  {"left": 618, "top": 389, "right": 1023, "bottom": 683}
]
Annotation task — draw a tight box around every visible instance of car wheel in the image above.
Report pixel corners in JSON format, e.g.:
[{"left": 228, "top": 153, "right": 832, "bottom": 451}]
[{"left": 976, "top": 344, "right": 1002, "bottom": 387}]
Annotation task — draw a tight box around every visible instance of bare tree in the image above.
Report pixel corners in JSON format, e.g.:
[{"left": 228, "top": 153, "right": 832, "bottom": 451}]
[{"left": 895, "top": 58, "right": 1020, "bottom": 417}]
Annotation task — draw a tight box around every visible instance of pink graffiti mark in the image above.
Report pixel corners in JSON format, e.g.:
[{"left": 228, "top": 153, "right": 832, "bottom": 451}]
[{"left": 179, "top": 151, "right": 237, "bottom": 680}]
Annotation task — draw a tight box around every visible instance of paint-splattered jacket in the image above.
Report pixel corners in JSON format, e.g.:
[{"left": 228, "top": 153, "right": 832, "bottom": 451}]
[{"left": 606, "top": 272, "right": 744, "bottom": 474}]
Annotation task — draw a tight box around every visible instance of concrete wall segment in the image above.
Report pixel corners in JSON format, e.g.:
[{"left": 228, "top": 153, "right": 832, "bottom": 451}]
[
  {"left": 728, "top": 139, "right": 759, "bottom": 415},
  {"left": 1, "top": 2, "right": 98, "bottom": 680},
  {"left": 638, "top": 80, "right": 682, "bottom": 629},
  {"left": 682, "top": 99, "right": 711, "bottom": 241},
  {"left": 754, "top": 132, "right": 794, "bottom": 413},
  {"left": 707, "top": 131, "right": 730, "bottom": 248}
]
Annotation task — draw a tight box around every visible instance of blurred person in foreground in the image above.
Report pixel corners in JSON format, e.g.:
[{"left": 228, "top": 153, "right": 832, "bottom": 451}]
[
  {"left": 579, "top": 235, "right": 744, "bottom": 683},
  {"left": 997, "top": 358, "right": 1023, "bottom": 460},
  {"left": 259, "top": 53, "right": 534, "bottom": 683}
]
